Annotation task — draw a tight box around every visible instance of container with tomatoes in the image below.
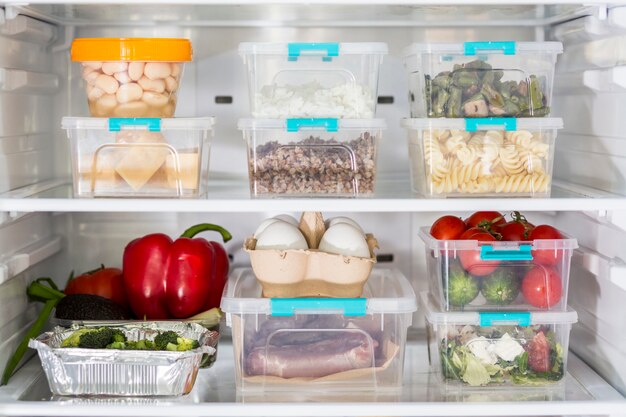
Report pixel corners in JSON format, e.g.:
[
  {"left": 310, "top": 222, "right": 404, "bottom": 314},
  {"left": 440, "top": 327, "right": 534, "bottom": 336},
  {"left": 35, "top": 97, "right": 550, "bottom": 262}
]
[
  {"left": 421, "top": 211, "right": 577, "bottom": 311},
  {"left": 422, "top": 292, "right": 578, "bottom": 387}
]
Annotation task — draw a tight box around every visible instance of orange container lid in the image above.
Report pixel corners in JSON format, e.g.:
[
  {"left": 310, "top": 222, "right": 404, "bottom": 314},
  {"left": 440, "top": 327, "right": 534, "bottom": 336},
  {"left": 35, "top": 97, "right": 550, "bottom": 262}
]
[{"left": 71, "top": 38, "right": 192, "bottom": 62}]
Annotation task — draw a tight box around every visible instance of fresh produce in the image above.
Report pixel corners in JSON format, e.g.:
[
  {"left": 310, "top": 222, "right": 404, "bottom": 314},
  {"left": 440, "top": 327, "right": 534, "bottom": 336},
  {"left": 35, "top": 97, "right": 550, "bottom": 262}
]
[
  {"left": 123, "top": 223, "right": 232, "bottom": 320},
  {"left": 425, "top": 59, "right": 550, "bottom": 118},
  {"left": 64, "top": 265, "right": 128, "bottom": 310},
  {"left": 430, "top": 215, "right": 466, "bottom": 240},
  {"left": 427, "top": 211, "right": 569, "bottom": 309},
  {"left": 61, "top": 328, "right": 200, "bottom": 351},
  {"left": 529, "top": 225, "right": 564, "bottom": 267},
  {"left": 446, "top": 266, "right": 480, "bottom": 307},
  {"left": 481, "top": 269, "right": 519, "bottom": 305},
  {"left": 521, "top": 266, "right": 563, "bottom": 308},
  {"left": 439, "top": 325, "right": 564, "bottom": 386},
  {"left": 55, "top": 293, "right": 128, "bottom": 321}
]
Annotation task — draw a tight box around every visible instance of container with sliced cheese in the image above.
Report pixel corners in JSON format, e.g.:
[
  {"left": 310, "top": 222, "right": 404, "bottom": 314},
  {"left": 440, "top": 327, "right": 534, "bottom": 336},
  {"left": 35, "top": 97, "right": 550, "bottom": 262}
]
[{"left": 63, "top": 117, "right": 213, "bottom": 197}]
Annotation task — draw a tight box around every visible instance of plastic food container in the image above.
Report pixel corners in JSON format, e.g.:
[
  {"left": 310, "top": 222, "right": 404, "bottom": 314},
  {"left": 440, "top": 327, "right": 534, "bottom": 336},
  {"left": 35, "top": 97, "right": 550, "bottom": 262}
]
[
  {"left": 29, "top": 322, "right": 217, "bottom": 396},
  {"left": 404, "top": 41, "right": 562, "bottom": 118},
  {"left": 71, "top": 38, "right": 192, "bottom": 117},
  {"left": 221, "top": 267, "right": 417, "bottom": 391},
  {"left": 239, "top": 42, "right": 387, "bottom": 118},
  {"left": 63, "top": 117, "right": 214, "bottom": 198},
  {"left": 418, "top": 227, "right": 577, "bottom": 312},
  {"left": 403, "top": 117, "right": 563, "bottom": 197},
  {"left": 239, "top": 118, "right": 384, "bottom": 197},
  {"left": 421, "top": 292, "right": 578, "bottom": 388}
]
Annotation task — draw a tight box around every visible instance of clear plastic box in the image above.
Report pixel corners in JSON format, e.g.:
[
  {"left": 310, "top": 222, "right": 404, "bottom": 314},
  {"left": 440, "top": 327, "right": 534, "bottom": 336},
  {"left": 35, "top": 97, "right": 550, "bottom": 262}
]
[
  {"left": 421, "top": 292, "right": 578, "bottom": 388},
  {"left": 239, "top": 118, "right": 385, "bottom": 197},
  {"left": 402, "top": 117, "right": 563, "bottom": 198},
  {"left": 239, "top": 42, "right": 387, "bottom": 118},
  {"left": 418, "top": 227, "right": 577, "bottom": 312},
  {"left": 404, "top": 42, "right": 562, "bottom": 118},
  {"left": 220, "top": 268, "right": 417, "bottom": 392},
  {"left": 71, "top": 38, "right": 192, "bottom": 118},
  {"left": 62, "top": 117, "right": 214, "bottom": 198}
]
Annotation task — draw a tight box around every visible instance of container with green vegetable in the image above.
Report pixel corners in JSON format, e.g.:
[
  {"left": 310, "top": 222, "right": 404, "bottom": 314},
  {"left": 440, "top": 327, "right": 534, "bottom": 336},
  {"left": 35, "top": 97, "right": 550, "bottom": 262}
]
[
  {"left": 404, "top": 42, "right": 562, "bottom": 118},
  {"left": 421, "top": 292, "right": 577, "bottom": 388}
]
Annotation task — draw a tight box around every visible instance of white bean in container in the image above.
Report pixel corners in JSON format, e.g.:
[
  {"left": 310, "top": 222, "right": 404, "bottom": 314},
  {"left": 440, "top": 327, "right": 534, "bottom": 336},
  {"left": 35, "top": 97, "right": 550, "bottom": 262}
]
[
  {"left": 95, "top": 74, "right": 119, "bottom": 94},
  {"left": 114, "top": 71, "right": 131, "bottom": 83},
  {"left": 128, "top": 62, "right": 145, "bottom": 81},
  {"left": 116, "top": 83, "right": 143, "bottom": 103},
  {"left": 142, "top": 91, "right": 169, "bottom": 107},
  {"left": 114, "top": 101, "right": 149, "bottom": 117},
  {"left": 144, "top": 62, "right": 171, "bottom": 80},
  {"left": 102, "top": 62, "right": 128, "bottom": 75},
  {"left": 138, "top": 76, "right": 165, "bottom": 93}
]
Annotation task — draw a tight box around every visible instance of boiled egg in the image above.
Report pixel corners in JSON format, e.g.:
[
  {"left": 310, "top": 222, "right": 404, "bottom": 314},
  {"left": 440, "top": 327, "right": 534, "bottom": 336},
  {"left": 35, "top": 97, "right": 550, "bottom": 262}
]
[
  {"left": 255, "top": 221, "right": 308, "bottom": 251},
  {"left": 273, "top": 214, "right": 299, "bottom": 226},
  {"left": 325, "top": 216, "right": 364, "bottom": 234},
  {"left": 254, "top": 214, "right": 299, "bottom": 237},
  {"left": 318, "top": 223, "right": 370, "bottom": 258}
]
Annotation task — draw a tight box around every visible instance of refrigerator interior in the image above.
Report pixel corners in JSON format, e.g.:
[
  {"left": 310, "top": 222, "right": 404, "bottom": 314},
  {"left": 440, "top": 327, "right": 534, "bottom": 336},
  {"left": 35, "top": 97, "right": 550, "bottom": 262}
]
[{"left": 1, "top": 2, "right": 626, "bottom": 416}]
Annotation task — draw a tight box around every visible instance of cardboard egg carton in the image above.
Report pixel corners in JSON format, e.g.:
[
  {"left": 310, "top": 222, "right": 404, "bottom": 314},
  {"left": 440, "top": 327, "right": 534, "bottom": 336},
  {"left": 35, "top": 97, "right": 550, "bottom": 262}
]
[{"left": 244, "top": 212, "right": 378, "bottom": 298}]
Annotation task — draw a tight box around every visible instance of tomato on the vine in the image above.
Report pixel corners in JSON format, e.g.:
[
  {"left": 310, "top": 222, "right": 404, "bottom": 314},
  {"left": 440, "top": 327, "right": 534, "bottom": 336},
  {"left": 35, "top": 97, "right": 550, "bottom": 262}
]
[
  {"left": 465, "top": 211, "right": 505, "bottom": 229},
  {"left": 521, "top": 266, "right": 562, "bottom": 308},
  {"left": 64, "top": 266, "right": 128, "bottom": 310},
  {"left": 430, "top": 215, "right": 466, "bottom": 240},
  {"left": 529, "top": 225, "right": 564, "bottom": 266},
  {"left": 458, "top": 231, "right": 500, "bottom": 276}
]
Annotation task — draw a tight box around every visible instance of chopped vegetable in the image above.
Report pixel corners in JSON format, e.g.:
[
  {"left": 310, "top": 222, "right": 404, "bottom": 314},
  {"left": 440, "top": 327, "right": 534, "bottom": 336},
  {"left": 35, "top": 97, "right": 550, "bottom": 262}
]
[{"left": 60, "top": 328, "right": 200, "bottom": 352}]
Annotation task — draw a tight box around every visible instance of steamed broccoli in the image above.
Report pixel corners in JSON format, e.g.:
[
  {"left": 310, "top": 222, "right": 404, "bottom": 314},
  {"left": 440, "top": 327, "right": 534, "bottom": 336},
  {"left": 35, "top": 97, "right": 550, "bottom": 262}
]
[
  {"left": 154, "top": 331, "right": 179, "bottom": 350},
  {"left": 61, "top": 328, "right": 116, "bottom": 349},
  {"left": 166, "top": 337, "right": 200, "bottom": 352}
]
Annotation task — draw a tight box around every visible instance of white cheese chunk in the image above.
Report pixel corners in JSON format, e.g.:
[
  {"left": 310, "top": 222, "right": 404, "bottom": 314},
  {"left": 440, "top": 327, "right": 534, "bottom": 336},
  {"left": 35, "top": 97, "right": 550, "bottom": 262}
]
[{"left": 493, "top": 333, "right": 526, "bottom": 362}]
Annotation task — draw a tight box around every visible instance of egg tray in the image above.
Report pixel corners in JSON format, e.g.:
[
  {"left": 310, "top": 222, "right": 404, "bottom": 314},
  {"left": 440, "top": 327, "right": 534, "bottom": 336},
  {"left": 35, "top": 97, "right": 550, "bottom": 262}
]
[{"left": 244, "top": 234, "right": 378, "bottom": 298}]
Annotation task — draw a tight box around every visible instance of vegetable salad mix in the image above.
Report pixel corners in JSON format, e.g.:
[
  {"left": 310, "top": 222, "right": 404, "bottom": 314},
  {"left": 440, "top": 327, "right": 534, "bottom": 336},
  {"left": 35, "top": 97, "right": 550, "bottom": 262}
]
[{"left": 437, "top": 324, "right": 564, "bottom": 386}]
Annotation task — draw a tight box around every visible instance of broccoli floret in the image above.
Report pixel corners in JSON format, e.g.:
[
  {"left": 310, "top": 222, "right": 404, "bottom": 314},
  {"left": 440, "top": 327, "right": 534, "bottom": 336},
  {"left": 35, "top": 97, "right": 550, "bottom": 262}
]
[
  {"left": 106, "top": 341, "right": 126, "bottom": 350},
  {"left": 78, "top": 328, "right": 113, "bottom": 349},
  {"left": 154, "top": 331, "right": 179, "bottom": 350},
  {"left": 61, "top": 328, "right": 92, "bottom": 348},
  {"left": 174, "top": 337, "right": 200, "bottom": 352},
  {"left": 111, "top": 329, "right": 127, "bottom": 343}
]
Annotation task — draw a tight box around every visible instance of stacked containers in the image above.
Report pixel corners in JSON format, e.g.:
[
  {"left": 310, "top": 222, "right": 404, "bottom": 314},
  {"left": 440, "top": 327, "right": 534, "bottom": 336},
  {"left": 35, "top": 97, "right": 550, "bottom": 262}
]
[
  {"left": 406, "top": 41, "right": 579, "bottom": 387},
  {"left": 403, "top": 41, "right": 564, "bottom": 198},
  {"left": 238, "top": 42, "right": 388, "bottom": 197},
  {"left": 66, "top": 38, "right": 214, "bottom": 198}
]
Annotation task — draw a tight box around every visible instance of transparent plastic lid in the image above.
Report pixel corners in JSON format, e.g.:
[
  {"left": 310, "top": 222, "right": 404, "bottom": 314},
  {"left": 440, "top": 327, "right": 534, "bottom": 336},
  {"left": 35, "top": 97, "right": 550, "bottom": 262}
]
[
  {"left": 239, "top": 42, "right": 388, "bottom": 56},
  {"left": 221, "top": 268, "right": 417, "bottom": 316},
  {"left": 421, "top": 292, "right": 578, "bottom": 326},
  {"left": 401, "top": 117, "right": 563, "bottom": 131},
  {"left": 403, "top": 41, "right": 563, "bottom": 58},
  {"left": 61, "top": 117, "right": 215, "bottom": 131},
  {"left": 238, "top": 118, "right": 387, "bottom": 131},
  {"left": 418, "top": 227, "right": 578, "bottom": 251}
]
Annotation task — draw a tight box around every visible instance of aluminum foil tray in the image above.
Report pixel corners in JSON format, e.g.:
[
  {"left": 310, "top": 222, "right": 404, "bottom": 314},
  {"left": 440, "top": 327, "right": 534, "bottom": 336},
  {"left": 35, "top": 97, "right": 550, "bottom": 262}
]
[{"left": 28, "top": 322, "right": 217, "bottom": 397}]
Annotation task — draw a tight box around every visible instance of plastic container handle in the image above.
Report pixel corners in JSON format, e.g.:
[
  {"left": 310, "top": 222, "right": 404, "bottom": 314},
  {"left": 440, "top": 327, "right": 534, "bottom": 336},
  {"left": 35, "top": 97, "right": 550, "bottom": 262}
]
[
  {"left": 270, "top": 298, "right": 367, "bottom": 317},
  {"left": 288, "top": 42, "right": 339, "bottom": 62},
  {"left": 108, "top": 118, "right": 161, "bottom": 132},
  {"left": 480, "top": 244, "right": 533, "bottom": 261},
  {"left": 480, "top": 312, "right": 531, "bottom": 326},
  {"left": 286, "top": 118, "right": 339, "bottom": 132},
  {"left": 464, "top": 41, "right": 516, "bottom": 56},
  {"left": 465, "top": 117, "right": 517, "bottom": 132}
]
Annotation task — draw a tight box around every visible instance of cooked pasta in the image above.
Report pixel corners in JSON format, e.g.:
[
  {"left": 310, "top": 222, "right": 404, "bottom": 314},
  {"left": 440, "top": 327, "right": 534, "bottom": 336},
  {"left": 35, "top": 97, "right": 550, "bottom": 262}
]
[{"left": 493, "top": 173, "right": 550, "bottom": 193}]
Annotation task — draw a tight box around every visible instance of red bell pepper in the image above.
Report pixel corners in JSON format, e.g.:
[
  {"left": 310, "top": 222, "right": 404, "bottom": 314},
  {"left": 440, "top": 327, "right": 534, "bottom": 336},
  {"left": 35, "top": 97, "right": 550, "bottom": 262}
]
[{"left": 122, "top": 223, "right": 232, "bottom": 319}]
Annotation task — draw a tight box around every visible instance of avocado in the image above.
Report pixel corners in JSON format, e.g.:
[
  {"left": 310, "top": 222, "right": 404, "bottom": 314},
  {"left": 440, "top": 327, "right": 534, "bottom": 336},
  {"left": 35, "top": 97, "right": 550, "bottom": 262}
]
[{"left": 55, "top": 294, "right": 128, "bottom": 321}]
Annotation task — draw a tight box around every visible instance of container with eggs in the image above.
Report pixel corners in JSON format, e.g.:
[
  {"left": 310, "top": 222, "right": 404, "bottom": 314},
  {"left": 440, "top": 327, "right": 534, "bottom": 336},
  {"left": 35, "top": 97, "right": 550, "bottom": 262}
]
[
  {"left": 71, "top": 38, "right": 191, "bottom": 117},
  {"left": 402, "top": 117, "right": 563, "bottom": 198},
  {"left": 245, "top": 212, "right": 377, "bottom": 298}
]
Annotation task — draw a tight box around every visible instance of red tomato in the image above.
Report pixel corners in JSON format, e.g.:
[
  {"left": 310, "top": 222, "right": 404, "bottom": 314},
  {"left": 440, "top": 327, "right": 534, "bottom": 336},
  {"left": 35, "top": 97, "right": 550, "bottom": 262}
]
[
  {"left": 499, "top": 221, "right": 534, "bottom": 241},
  {"left": 465, "top": 211, "right": 505, "bottom": 229},
  {"left": 459, "top": 232, "right": 499, "bottom": 276},
  {"left": 64, "top": 266, "right": 128, "bottom": 309},
  {"left": 529, "top": 225, "right": 564, "bottom": 266},
  {"left": 460, "top": 227, "right": 486, "bottom": 240},
  {"left": 430, "top": 215, "right": 466, "bottom": 240},
  {"left": 527, "top": 331, "right": 552, "bottom": 372},
  {"left": 521, "top": 266, "right": 562, "bottom": 308}
]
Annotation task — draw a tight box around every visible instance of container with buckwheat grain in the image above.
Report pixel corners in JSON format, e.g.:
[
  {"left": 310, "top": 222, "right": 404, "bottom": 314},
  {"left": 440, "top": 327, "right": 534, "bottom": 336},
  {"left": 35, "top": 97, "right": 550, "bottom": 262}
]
[{"left": 238, "top": 118, "right": 385, "bottom": 198}]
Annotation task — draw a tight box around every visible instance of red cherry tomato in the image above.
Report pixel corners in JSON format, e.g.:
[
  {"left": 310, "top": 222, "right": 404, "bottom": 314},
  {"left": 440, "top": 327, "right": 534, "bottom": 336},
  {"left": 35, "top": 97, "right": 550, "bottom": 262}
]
[
  {"left": 64, "top": 266, "right": 128, "bottom": 310},
  {"left": 529, "top": 225, "right": 564, "bottom": 266},
  {"left": 430, "top": 215, "right": 466, "bottom": 240},
  {"left": 499, "top": 221, "right": 530, "bottom": 241},
  {"left": 459, "top": 232, "right": 499, "bottom": 276},
  {"left": 527, "top": 332, "right": 552, "bottom": 372},
  {"left": 459, "top": 227, "right": 486, "bottom": 240},
  {"left": 521, "top": 266, "right": 562, "bottom": 308},
  {"left": 465, "top": 211, "right": 505, "bottom": 229}
]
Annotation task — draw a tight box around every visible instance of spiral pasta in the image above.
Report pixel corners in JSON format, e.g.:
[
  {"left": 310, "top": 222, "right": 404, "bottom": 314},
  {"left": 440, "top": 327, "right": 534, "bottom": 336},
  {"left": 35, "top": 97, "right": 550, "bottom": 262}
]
[{"left": 417, "top": 128, "right": 553, "bottom": 196}]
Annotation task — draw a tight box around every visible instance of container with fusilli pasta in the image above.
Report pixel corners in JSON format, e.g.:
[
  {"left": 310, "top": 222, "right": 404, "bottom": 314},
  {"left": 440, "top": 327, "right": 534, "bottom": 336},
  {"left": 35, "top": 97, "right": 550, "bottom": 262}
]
[{"left": 402, "top": 117, "right": 563, "bottom": 198}]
